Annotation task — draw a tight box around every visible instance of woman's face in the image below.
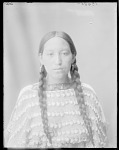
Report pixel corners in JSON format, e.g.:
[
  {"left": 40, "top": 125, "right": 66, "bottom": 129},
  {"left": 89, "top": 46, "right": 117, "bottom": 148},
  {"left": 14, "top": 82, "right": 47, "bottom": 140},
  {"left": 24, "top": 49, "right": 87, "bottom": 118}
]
[{"left": 40, "top": 37, "right": 75, "bottom": 80}]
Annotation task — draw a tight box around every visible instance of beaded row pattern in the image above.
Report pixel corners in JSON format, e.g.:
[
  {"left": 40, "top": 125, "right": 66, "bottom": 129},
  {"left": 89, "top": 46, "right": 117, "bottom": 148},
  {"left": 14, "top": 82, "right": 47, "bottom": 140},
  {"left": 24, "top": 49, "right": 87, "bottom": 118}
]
[
  {"left": 47, "top": 99, "right": 77, "bottom": 106},
  {"left": 27, "top": 128, "right": 87, "bottom": 141},
  {"left": 13, "top": 102, "right": 80, "bottom": 122},
  {"left": 11, "top": 109, "right": 82, "bottom": 137},
  {"left": 5, "top": 83, "right": 107, "bottom": 148},
  {"left": 13, "top": 101, "right": 39, "bottom": 121},
  {"left": 26, "top": 135, "right": 87, "bottom": 148},
  {"left": 7, "top": 116, "right": 28, "bottom": 144},
  {"left": 57, "top": 128, "right": 88, "bottom": 136},
  {"left": 17, "top": 93, "right": 36, "bottom": 107},
  {"left": 25, "top": 119, "right": 85, "bottom": 134},
  {"left": 46, "top": 89, "right": 75, "bottom": 98},
  {"left": 25, "top": 130, "right": 88, "bottom": 148},
  {"left": 10, "top": 128, "right": 105, "bottom": 148}
]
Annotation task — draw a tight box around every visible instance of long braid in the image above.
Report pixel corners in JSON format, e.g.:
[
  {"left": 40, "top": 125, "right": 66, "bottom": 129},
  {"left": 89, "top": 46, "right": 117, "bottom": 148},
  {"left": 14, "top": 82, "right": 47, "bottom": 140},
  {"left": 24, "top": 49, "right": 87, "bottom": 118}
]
[
  {"left": 38, "top": 65, "right": 52, "bottom": 144},
  {"left": 70, "top": 59, "right": 95, "bottom": 146}
]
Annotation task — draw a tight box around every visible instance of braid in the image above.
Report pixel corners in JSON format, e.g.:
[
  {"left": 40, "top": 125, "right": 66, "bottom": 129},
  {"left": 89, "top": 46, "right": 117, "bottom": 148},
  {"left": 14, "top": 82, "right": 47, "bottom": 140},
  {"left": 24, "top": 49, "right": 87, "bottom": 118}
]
[
  {"left": 38, "top": 65, "right": 52, "bottom": 144},
  {"left": 70, "top": 60, "right": 95, "bottom": 146}
]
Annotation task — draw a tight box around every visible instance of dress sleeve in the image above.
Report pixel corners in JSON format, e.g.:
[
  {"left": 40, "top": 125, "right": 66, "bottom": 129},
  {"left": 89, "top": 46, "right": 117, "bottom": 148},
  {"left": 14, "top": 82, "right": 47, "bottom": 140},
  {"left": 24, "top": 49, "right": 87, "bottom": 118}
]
[
  {"left": 81, "top": 83, "right": 108, "bottom": 148},
  {"left": 4, "top": 85, "right": 33, "bottom": 148}
]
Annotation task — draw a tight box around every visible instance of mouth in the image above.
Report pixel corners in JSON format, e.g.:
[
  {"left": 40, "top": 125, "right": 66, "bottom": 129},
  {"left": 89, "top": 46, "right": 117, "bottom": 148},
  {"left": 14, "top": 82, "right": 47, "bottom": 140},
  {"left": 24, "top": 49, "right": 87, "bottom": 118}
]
[
  {"left": 54, "top": 68, "right": 64, "bottom": 71},
  {"left": 54, "top": 68, "right": 63, "bottom": 70}
]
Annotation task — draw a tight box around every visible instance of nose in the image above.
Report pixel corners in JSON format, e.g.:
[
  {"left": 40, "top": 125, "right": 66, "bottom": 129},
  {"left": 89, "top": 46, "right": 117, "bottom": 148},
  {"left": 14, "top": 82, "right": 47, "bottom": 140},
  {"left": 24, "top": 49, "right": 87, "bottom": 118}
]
[{"left": 55, "top": 54, "right": 62, "bottom": 65}]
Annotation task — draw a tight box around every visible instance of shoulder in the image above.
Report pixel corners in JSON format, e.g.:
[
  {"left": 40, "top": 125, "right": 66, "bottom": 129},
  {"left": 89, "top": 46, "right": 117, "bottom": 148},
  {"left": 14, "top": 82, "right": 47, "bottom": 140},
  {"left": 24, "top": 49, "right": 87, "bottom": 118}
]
[
  {"left": 13, "top": 82, "right": 39, "bottom": 114},
  {"left": 17, "top": 84, "right": 33, "bottom": 100},
  {"left": 81, "top": 82, "right": 99, "bottom": 106},
  {"left": 81, "top": 82, "right": 106, "bottom": 122},
  {"left": 17, "top": 82, "right": 39, "bottom": 100},
  {"left": 81, "top": 82, "right": 99, "bottom": 110},
  {"left": 4, "top": 83, "right": 41, "bottom": 146},
  {"left": 81, "top": 82, "right": 97, "bottom": 96}
]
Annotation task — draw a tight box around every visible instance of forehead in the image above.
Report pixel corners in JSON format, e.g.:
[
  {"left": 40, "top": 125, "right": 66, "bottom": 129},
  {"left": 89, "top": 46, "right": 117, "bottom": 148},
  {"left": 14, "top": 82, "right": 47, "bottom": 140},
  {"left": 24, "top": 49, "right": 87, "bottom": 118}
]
[{"left": 43, "top": 37, "right": 70, "bottom": 51}]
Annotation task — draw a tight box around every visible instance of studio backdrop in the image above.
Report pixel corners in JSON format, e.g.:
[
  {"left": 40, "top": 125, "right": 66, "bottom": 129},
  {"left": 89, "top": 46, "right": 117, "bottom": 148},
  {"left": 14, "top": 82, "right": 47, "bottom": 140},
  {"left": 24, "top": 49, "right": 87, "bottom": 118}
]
[{"left": 4, "top": 2, "right": 117, "bottom": 147}]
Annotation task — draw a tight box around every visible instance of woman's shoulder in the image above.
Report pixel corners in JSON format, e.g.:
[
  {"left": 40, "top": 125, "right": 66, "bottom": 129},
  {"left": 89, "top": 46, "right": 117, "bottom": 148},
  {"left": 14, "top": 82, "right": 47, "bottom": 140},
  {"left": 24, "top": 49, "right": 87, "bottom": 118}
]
[
  {"left": 81, "top": 82, "right": 97, "bottom": 95},
  {"left": 15, "top": 82, "right": 39, "bottom": 108},
  {"left": 81, "top": 83, "right": 106, "bottom": 121},
  {"left": 9, "top": 83, "right": 40, "bottom": 126},
  {"left": 18, "top": 82, "right": 39, "bottom": 98}
]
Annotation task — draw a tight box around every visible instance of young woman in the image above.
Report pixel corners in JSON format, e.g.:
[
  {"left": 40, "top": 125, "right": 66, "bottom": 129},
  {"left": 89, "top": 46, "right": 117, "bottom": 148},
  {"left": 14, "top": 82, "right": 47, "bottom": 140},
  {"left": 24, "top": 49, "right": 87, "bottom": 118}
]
[{"left": 4, "top": 31, "right": 108, "bottom": 148}]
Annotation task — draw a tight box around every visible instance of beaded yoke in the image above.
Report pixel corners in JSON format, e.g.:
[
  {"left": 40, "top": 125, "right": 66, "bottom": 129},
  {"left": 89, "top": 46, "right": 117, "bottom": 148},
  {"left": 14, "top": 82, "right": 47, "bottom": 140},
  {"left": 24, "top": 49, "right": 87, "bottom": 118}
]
[{"left": 4, "top": 83, "right": 107, "bottom": 148}]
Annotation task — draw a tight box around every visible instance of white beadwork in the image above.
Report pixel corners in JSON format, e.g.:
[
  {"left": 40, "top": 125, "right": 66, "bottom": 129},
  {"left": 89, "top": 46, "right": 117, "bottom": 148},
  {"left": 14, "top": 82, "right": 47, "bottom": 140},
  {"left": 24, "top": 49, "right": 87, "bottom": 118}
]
[
  {"left": 66, "top": 130, "right": 70, "bottom": 135},
  {"left": 56, "top": 93, "right": 60, "bottom": 97},
  {"left": 65, "top": 137, "right": 69, "bottom": 142},
  {"left": 62, "top": 122, "right": 65, "bottom": 126},
  {"left": 70, "top": 138, "right": 74, "bottom": 143},
  {"left": 8, "top": 117, "right": 28, "bottom": 143},
  {"left": 6, "top": 83, "right": 108, "bottom": 148},
  {"left": 13, "top": 102, "right": 39, "bottom": 121},
  {"left": 50, "top": 93, "right": 54, "bottom": 98},
  {"left": 62, "top": 131, "right": 65, "bottom": 135},
  {"left": 52, "top": 102, "right": 56, "bottom": 106},
  {"left": 56, "top": 102, "right": 60, "bottom": 106},
  {"left": 70, "top": 101, "right": 73, "bottom": 104},
  {"left": 84, "top": 91, "right": 100, "bottom": 108},
  {"left": 70, "top": 91, "right": 74, "bottom": 96},
  {"left": 47, "top": 142, "right": 52, "bottom": 147},
  {"left": 54, "top": 124, "right": 57, "bottom": 128},
  {"left": 58, "top": 132, "right": 61, "bottom": 136},
  {"left": 28, "top": 112, "right": 41, "bottom": 119},
  {"left": 66, "top": 91, "right": 70, "bottom": 96},
  {"left": 72, "top": 111, "right": 75, "bottom": 115},
  {"left": 48, "top": 110, "right": 80, "bottom": 117},
  {"left": 61, "top": 92, "right": 65, "bottom": 97},
  {"left": 60, "top": 112, "right": 63, "bottom": 117},
  {"left": 65, "top": 101, "right": 68, "bottom": 105},
  {"left": 52, "top": 112, "right": 55, "bottom": 117},
  {"left": 28, "top": 132, "right": 40, "bottom": 140},
  {"left": 60, "top": 102, "right": 64, "bottom": 106},
  {"left": 46, "top": 93, "right": 50, "bottom": 98},
  {"left": 85, "top": 101, "right": 101, "bottom": 122},
  {"left": 57, "top": 138, "right": 60, "bottom": 142},
  {"left": 47, "top": 98, "right": 78, "bottom": 106},
  {"left": 97, "top": 124, "right": 106, "bottom": 137},
  {"left": 58, "top": 124, "right": 61, "bottom": 128},
  {"left": 30, "top": 123, "right": 42, "bottom": 128},
  {"left": 81, "top": 83, "right": 97, "bottom": 95},
  {"left": 55, "top": 112, "right": 59, "bottom": 117}
]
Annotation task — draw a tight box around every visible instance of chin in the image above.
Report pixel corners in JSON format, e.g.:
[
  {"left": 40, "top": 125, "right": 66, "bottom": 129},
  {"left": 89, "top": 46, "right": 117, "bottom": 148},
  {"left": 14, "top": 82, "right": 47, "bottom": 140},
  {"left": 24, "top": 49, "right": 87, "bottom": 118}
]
[
  {"left": 54, "top": 74, "right": 64, "bottom": 79},
  {"left": 53, "top": 73, "right": 66, "bottom": 79}
]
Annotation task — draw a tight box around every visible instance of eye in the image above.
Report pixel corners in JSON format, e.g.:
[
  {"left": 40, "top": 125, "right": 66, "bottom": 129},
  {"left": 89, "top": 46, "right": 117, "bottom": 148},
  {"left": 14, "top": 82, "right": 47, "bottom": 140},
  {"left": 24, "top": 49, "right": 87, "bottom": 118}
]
[
  {"left": 48, "top": 53, "right": 54, "bottom": 56},
  {"left": 62, "top": 52, "right": 69, "bottom": 55}
]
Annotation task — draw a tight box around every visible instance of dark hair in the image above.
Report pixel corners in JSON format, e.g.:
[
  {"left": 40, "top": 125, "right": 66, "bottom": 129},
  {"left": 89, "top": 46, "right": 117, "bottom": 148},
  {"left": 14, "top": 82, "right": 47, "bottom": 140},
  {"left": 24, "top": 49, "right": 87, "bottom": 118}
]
[
  {"left": 38, "top": 31, "right": 94, "bottom": 146},
  {"left": 38, "top": 31, "right": 76, "bottom": 56}
]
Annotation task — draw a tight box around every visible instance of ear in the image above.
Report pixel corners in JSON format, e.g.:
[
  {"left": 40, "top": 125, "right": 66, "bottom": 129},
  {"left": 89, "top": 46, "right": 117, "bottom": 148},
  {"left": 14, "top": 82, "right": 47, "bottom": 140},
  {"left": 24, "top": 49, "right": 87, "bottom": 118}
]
[
  {"left": 71, "top": 55, "right": 76, "bottom": 64},
  {"left": 39, "top": 53, "right": 43, "bottom": 65}
]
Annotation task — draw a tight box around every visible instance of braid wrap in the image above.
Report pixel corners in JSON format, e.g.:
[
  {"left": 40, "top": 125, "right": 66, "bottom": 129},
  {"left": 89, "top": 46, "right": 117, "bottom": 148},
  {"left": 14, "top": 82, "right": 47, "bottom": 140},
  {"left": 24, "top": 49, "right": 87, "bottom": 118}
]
[{"left": 38, "top": 65, "right": 52, "bottom": 144}]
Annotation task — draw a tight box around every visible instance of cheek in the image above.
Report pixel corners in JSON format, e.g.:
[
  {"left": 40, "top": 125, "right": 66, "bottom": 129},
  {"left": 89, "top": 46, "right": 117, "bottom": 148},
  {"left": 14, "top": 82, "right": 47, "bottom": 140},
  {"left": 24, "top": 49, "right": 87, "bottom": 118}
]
[
  {"left": 42, "top": 58, "right": 53, "bottom": 71},
  {"left": 63, "top": 58, "right": 72, "bottom": 69}
]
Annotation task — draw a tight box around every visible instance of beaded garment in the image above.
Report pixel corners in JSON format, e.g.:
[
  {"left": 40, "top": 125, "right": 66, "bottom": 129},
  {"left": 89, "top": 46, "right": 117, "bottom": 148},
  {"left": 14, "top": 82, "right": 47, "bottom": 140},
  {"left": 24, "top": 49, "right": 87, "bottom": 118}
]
[{"left": 4, "top": 83, "right": 107, "bottom": 148}]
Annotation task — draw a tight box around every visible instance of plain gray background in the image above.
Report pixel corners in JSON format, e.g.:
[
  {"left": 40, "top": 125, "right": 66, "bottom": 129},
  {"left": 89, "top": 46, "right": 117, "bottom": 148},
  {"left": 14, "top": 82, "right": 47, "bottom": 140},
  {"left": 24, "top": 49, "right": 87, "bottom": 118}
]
[{"left": 4, "top": 2, "right": 117, "bottom": 147}]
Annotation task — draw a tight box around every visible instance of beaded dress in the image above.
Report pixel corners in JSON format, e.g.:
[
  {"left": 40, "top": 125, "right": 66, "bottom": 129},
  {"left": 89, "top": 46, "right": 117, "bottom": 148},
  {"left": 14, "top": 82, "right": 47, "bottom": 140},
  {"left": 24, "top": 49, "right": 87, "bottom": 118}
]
[{"left": 4, "top": 82, "right": 107, "bottom": 148}]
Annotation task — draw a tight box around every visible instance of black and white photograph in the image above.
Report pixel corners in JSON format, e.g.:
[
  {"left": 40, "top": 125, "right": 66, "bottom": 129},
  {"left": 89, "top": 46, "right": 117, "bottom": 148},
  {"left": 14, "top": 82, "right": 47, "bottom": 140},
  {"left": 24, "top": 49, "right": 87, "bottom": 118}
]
[{"left": 3, "top": 2, "right": 117, "bottom": 148}]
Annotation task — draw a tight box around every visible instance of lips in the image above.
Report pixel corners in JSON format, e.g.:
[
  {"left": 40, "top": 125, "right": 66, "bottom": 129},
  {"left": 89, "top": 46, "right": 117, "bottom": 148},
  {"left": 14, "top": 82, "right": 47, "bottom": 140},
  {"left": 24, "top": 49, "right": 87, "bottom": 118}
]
[{"left": 54, "top": 68, "right": 63, "bottom": 70}]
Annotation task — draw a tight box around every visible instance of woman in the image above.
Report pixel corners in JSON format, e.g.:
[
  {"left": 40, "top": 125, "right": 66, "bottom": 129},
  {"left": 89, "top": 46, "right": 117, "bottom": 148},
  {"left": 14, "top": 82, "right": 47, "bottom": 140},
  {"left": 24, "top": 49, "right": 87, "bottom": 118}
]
[{"left": 4, "top": 31, "right": 108, "bottom": 148}]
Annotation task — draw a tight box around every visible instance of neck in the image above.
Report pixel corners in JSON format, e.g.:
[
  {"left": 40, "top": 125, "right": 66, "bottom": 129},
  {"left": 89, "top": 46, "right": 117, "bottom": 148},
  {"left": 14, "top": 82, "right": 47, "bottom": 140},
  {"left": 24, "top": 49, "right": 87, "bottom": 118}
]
[{"left": 46, "top": 75, "right": 71, "bottom": 85}]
